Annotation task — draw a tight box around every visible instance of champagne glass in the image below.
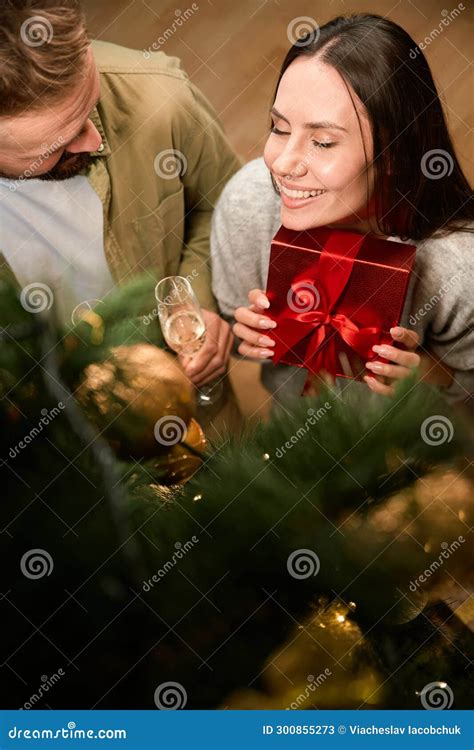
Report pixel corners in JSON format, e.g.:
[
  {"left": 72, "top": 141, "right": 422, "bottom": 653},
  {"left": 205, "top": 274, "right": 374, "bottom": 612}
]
[{"left": 155, "top": 276, "right": 224, "bottom": 407}]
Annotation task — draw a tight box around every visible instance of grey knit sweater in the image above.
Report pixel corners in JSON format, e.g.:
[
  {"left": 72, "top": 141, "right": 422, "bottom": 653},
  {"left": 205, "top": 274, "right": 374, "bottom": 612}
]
[{"left": 211, "top": 157, "right": 474, "bottom": 412}]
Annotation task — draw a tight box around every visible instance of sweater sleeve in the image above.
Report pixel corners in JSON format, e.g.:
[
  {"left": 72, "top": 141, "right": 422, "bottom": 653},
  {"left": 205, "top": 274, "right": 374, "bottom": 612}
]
[
  {"left": 406, "top": 230, "right": 474, "bottom": 407},
  {"left": 210, "top": 158, "right": 278, "bottom": 319},
  {"left": 176, "top": 81, "right": 242, "bottom": 312},
  {"left": 210, "top": 201, "right": 254, "bottom": 320},
  {"left": 210, "top": 166, "right": 308, "bottom": 402}
]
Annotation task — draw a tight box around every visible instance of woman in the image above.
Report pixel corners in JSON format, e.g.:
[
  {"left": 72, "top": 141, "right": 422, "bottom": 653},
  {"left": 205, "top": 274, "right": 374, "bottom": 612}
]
[{"left": 211, "top": 13, "right": 473, "bottom": 410}]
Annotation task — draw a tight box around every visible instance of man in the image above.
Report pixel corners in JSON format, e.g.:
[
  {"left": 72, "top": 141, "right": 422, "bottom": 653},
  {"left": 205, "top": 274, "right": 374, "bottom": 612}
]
[{"left": 0, "top": 0, "right": 240, "bottom": 397}]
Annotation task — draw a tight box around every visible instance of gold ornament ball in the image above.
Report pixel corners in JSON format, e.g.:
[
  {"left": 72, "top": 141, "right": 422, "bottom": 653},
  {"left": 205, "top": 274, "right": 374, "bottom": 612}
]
[
  {"left": 148, "top": 418, "right": 207, "bottom": 486},
  {"left": 75, "top": 344, "right": 196, "bottom": 457}
]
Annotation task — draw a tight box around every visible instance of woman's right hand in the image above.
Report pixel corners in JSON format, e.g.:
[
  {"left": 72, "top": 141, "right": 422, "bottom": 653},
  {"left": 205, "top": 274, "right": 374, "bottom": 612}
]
[{"left": 233, "top": 288, "right": 277, "bottom": 359}]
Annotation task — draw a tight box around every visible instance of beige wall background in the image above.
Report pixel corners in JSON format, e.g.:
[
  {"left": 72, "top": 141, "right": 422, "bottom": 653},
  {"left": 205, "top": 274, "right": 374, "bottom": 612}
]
[
  {"left": 84, "top": 0, "right": 473, "bottom": 176},
  {"left": 82, "top": 0, "right": 473, "bottom": 419}
]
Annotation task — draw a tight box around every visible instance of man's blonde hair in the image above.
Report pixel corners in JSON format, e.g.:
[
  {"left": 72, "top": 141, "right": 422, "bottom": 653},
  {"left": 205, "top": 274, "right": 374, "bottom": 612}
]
[{"left": 0, "top": 0, "right": 89, "bottom": 116}]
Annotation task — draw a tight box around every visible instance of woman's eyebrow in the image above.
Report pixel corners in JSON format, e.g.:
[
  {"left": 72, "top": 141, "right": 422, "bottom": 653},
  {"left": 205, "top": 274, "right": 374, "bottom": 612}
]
[{"left": 270, "top": 106, "right": 347, "bottom": 132}]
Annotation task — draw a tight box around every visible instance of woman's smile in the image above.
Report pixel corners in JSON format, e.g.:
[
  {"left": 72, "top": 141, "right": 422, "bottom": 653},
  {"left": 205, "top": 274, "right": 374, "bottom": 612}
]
[{"left": 276, "top": 178, "right": 328, "bottom": 208}]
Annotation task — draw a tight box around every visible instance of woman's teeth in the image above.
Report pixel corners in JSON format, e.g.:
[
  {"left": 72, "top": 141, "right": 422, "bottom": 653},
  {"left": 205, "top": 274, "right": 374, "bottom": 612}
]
[{"left": 279, "top": 184, "right": 326, "bottom": 199}]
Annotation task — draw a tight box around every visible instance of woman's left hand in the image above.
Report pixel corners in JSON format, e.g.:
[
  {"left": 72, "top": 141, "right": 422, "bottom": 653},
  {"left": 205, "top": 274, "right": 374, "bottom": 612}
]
[{"left": 363, "top": 326, "right": 420, "bottom": 396}]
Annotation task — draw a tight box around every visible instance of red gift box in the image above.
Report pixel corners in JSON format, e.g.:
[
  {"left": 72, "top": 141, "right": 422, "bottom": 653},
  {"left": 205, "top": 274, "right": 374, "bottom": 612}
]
[{"left": 265, "top": 226, "right": 416, "bottom": 380}]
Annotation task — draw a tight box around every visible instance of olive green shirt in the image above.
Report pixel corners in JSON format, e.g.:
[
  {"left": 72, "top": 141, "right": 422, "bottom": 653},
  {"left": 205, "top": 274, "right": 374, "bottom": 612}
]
[{"left": 1, "top": 40, "right": 242, "bottom": 312}]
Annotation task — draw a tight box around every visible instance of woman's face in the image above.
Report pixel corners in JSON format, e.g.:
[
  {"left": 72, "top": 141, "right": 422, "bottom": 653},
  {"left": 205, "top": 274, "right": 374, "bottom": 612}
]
[{"left": 264, "top": 56, "right": 376, "bottom": 233}]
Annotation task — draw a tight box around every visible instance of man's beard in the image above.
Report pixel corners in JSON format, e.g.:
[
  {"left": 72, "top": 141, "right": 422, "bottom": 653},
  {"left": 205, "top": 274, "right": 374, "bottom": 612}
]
[
  {"left": 38, "top": 151, "right": 94, "bottom": 181},
  {"left": 0, "top": 150, "right": 94, "bottom": 182}
]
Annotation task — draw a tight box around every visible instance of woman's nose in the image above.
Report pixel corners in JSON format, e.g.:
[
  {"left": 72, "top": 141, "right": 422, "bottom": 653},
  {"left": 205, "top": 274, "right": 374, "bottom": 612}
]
[
  {"left": 272, "top": 145, "right": 308, "bottom": 179},
  {"left": 66, "top": 119, "right": 103, "bottom": 154}
]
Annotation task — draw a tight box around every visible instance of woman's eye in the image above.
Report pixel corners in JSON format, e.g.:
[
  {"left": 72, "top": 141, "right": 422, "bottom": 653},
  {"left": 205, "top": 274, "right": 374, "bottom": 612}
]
[
  {"left": 312, "top": 140, "right": 334, "bottom": 149},
  {"left": 271, "top": 125, "right": 290, "bottom": 135}
]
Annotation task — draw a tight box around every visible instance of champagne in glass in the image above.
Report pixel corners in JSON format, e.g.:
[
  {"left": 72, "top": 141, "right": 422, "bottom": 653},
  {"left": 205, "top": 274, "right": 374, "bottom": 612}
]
[
  {"left": 164, "top": 310, "right": 206, "bottom": 357},
  {"left": 156, "top": 276, "right": 223, "bottom": 406}
]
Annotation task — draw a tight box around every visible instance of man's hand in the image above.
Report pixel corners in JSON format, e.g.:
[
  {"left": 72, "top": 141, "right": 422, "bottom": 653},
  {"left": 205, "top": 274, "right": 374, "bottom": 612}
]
[{"left": 180, "top": 308, "right": 234, "bottom": 386}]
